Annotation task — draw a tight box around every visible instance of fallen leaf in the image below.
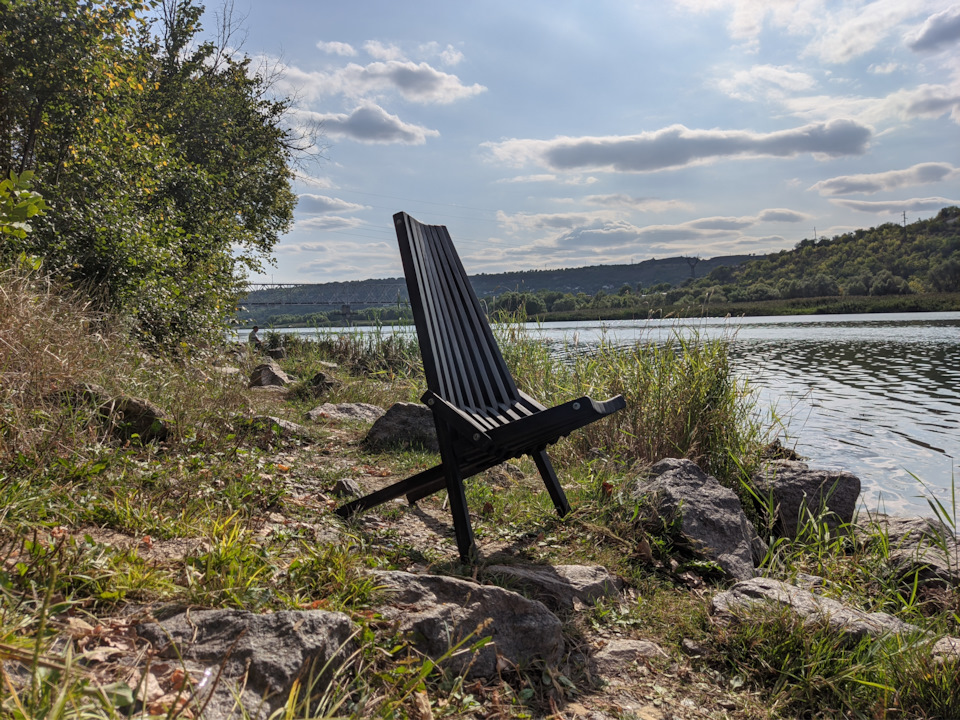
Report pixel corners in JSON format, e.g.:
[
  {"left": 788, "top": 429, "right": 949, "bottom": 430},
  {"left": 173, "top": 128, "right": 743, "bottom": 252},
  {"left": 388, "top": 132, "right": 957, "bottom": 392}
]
[
  {"left": 147, "top": 694, "right": 194, "bottom": 718},
  {"left": 361, "top": 465, "right": 391, "bottom": 477},
  {"left": 81, "top": 647, "right": 123, "bottom": 663},
  {"left": 135, "top": 672, "right": 165, "bottom": 703},
  {"left": 412, "top": 690, "right": 434, "bottom": 720},
  {"left": 168, "top": 668, "right": 191, "bottom": 691},
  {"left": 65, "top": 617, "right": 96, "bottom": 637}
]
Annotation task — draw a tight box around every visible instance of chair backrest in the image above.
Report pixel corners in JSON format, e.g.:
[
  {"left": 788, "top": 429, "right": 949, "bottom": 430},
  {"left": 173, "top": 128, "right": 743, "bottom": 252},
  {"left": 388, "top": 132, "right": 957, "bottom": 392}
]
[{"left": 395, "top": 212, "right": 522, "bottom": 418}]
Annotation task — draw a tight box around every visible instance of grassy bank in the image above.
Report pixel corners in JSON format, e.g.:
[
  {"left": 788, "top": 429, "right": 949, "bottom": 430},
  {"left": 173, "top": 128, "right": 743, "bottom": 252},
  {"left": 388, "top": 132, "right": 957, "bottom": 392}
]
[{"left": 2, "top": 269, "right": 959, "bottom": 718}]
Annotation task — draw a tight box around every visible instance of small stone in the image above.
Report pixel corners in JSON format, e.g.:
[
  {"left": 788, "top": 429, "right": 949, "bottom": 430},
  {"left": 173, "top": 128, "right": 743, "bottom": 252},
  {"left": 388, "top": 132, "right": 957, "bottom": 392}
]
[{"left": 333, "top": 478, "right": 363, "bottom": 498}]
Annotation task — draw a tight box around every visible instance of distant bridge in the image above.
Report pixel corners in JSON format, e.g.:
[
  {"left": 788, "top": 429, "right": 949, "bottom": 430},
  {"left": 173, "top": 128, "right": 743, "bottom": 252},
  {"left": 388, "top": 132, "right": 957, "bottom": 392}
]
[{"left": 242, "top": 282, "right": 407, "bottom": 307}]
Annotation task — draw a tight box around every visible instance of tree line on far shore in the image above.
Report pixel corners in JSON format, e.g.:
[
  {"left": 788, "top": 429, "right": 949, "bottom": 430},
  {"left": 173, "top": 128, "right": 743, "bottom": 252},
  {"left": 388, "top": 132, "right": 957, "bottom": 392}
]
[{"left": 246, "top": 208, "right": 960, "bottom": 327}]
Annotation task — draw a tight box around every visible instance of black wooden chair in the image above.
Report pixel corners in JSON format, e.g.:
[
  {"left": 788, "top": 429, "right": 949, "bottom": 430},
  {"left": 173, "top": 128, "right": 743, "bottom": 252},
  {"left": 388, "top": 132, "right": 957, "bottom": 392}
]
[{"left": 336, "top": 212, "right": 626, "bottom": 561}]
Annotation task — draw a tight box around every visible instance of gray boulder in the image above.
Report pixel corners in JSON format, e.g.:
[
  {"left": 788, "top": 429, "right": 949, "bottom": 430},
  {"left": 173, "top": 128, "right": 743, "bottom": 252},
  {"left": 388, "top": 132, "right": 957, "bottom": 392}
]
[
  {"left": 712, "top": 577, "right": 916, "bottom": 641},
  {"left": 372, "top": 570, "right": 563, "bottom": 678},
  {"left": 634, "top": 458, "right": 758, "bottom": 580},
  {"left": 99, "top": 394, "right": 170, "bottom": 443},
  {"left": 136, "top": 609, "right": 356, "bottom": 720},
  {"left": 752, "top": 460, "right": 861, "bottom": 539},
  {"left": 712, "top": 576, "right": 960, "bottom": 664},
  {"left": 249, "top": 361, "right": 293, "bottom": 388},
  {"left": 486, "top": 564, "right": 622, "bottom": 610},
  {"left": 333, "top": 477, "right": 363, "bottom": 498},
  {"left": 307, "top": 402, "right": 385, "bottom": 423},
  {"left": 306, "top": 371, "right": 338, "bottom": 396},
  {"left": 859, "top": 514, "right": 959, "bottom": 588},
  {"left": 592, "top": 639, "right": 666, "bottom": 677},
  {"left": 242, "top": 415, "right": 311, "bottom": 441},
  {"left": 364, "top": 402, "right": 438, "bottom": 452}
]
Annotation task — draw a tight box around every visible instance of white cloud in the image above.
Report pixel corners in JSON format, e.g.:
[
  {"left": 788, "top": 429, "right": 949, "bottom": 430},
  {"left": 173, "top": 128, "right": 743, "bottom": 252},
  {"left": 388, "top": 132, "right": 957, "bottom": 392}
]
[
  {"left": 297, "top": 194, "right": 368, "bottom": 213},
  {"left": 278, "top": 220, "right": 371, "bottom": 250},
  {"left": 293, "top": 171, "right": 334, "bottom": 189},
  {"left": 294, "top": 241, "right": 400, "bottom": 280},
  {"left": 896, "top": 83, "right": 960, "bottom": 123},
  {"left": 482, "top": 120, "right": 872, "bottom": 173},
  {"left": 673, "top": 1, "right": 951, "bottom": 63},
  {"left": 907, "top": 6, "right": 960, "bottom": 52},
  {"left": 493, "top": 209, "right": 812, "bottom": 263},
  {"left": 781, "top": 82, "right": 960, "bottom": 126},
  {"left": 810, "top": 162, "right": 959, "bottom": 195},
  {"left": 868, "top": 62, "right": 900, "bottom": 74},
  {"left": 316, "top": 41, "right": 356, "bottom": 56},
  {"left": 757, "top": 208, "right": 810, "bottom": 222},
  {"left": 495, "top": 174, "right": 559, "bottom": 184},
  {"left": 419, "top": 41, "right": 464, "bottom": 66},
  {"left": 363, "top": 40, "right": 405, "bottom": 61},
  {"left": 583, "top": 194, "right": 694, "bottom": 212},
  {"left": 803, "top": 1, "right": 923, "bottom": 64},
  {"left": 718, "top": 64, "right": 816, "bottom": 101},
  {"left": 295, "top": 105, "right": 440, "bottom": 145},
  {"left": 265, "top": 56, "right": 485, "bottom": 105},
  {"left": 830, "top": 196, "right": 960, "bottom": 213},
  {"left": 496, "top": 210, "right": 602, "bottom": 233},
  {"left": 336, "top": 60, "right": 485, "bottom": 103}
]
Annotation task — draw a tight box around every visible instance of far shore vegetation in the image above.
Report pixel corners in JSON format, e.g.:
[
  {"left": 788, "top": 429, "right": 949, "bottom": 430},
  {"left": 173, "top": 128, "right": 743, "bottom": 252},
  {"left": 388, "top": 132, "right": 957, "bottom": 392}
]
[{"left": 242, "top": 207, "right": 960, "bottom": 329}]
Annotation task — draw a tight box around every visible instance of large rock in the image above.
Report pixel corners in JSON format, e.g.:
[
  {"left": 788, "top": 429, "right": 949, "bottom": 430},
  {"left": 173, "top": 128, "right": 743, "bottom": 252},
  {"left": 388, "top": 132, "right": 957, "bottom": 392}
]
[
  {"left": 307, "top": 402, "right": 385, "bottom": 423},
  {"left": 712, "top": 576, "right": 960, "bottom": 664},
  {"left": 136, "top": 609, "right": 356, "bottom": 720},
  {"left": 240, "top": 415, "right": 311, "bottom": 441},
  {"left": 372, "top": 570, "right": 563, "bottom": 678},
  {"left": 712, "top": 577, "right": 916, "bottom": 641},
  {"left": 592, "top": 639, "right": 666, "bottom": 677},
  {"left": 486, "top": 564, "right": 623, "bottom": 611},
  {"left": 249, "top": 361, "right": 293, "bottom": 388},
  {"left": 859, "top": 514, "right": 960, "bottom": 588},
  {"left": 752, "top": 460, "right": 861, "bottom": 539},
  {"left": 363, "top": 402, "right": 438, "bottom": 452},
  {"left": 634, "top": 458, "right": 758, "bottom": 581},
  {"left": 51, "top": 382, "right": 170, "bottom": 443},
  {"left": 99, "top": 394, "right": 170, "bottom": 443}
]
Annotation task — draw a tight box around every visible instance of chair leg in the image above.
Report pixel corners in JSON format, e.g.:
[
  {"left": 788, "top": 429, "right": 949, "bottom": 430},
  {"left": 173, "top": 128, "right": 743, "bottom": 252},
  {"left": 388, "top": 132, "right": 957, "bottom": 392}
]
[
  {"left": 335, "top": 464, "right": 445, "bottom": 518},
  {"left": 436, "top": 424, "right": 478, "bottom": 563},
  {"left": 444, "top": 461, "right": 477, "bottom": 563},
  {"left": 533, "top": 449, "right": 571, "bottom": 517}
]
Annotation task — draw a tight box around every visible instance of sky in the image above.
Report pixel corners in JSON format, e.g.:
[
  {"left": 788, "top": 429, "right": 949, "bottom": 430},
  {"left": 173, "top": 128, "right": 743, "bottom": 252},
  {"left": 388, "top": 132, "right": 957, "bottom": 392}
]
[{"left": 209, "top": 0, "right": 960, "bottom": 284}]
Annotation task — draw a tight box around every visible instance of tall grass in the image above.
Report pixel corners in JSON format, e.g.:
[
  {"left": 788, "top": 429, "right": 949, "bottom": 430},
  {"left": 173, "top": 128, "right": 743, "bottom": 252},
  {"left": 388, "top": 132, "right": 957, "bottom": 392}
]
[{"left": 496, "top": 318, "right": 768, "bottom": 487}]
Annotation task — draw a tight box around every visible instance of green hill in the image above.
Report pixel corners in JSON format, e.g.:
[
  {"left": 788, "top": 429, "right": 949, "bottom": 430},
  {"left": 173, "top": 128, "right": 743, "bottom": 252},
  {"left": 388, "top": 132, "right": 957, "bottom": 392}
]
[{"left": 683, "top": 206, "right": 960, "bottom": 303}]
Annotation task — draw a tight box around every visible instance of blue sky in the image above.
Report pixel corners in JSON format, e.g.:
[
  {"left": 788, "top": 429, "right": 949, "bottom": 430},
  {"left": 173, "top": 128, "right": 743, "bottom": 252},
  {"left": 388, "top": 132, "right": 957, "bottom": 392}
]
[{"left": 215, "top": 0, "right": 960, "bottom": 283}]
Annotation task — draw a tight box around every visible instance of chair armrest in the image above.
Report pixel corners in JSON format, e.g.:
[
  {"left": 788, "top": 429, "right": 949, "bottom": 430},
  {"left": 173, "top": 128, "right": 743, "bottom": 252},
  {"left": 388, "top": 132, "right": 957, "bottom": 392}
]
[{"left": 421, "top": 391, "right": 495, "bottom": 450}]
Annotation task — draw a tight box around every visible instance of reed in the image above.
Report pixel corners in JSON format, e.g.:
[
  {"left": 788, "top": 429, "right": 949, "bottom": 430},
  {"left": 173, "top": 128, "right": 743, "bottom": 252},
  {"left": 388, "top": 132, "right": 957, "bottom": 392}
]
[{"left": 495, "top": 317, "right": 768, "bottom": 488}]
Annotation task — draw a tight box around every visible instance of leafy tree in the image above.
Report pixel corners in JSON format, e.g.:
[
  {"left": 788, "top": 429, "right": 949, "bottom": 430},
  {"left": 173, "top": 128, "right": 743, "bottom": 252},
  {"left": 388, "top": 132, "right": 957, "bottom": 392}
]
[
  {"left": 929, "top": 255, "right": 960, "bottom": 292},
  {"left": 0, "top": 0, "right": 297, "bottom": 347},
  {"left": 870, "top": 270, "right": 911, "bottom": 296},
  {"left": 550, "top": 294, "right": 578, "bottom": 312}
]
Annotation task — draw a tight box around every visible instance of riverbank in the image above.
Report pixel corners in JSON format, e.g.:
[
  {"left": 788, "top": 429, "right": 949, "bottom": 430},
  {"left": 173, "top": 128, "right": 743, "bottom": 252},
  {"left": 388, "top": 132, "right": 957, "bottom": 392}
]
[
  {"left": 535, "top": 291, "right": 960, "bottom": 323},
  {"left": 240, "top": 291, "right": 960, "bottom": 330},
  {"left": 3, "top": 271, "right": 959, "bottom": 719}
]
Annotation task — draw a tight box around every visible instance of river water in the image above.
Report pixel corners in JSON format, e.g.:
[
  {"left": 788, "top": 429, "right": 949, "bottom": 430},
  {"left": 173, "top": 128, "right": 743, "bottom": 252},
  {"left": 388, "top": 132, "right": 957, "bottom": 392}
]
[{"left": 254, "top": 312, "right": 960, "bottom": 518}]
